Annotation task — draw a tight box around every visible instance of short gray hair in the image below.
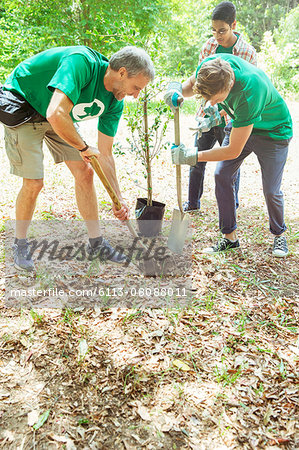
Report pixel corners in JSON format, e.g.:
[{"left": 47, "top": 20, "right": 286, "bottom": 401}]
[{"left": 109, "top": 46, "right": 155, "bottom": 81}]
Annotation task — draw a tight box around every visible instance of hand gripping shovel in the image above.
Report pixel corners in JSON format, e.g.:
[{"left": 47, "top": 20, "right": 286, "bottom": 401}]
[
  {"left": 89, "top": 156, "right": 160, "bottom": 276},
  {"left": 167, "top": 108, "right": 189, "bottom": 254}
]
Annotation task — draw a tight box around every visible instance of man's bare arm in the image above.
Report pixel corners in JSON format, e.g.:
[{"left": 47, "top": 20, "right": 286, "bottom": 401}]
[
  {"left": 182, "top": 73, "right": 196, "bottom": 97},
  {"left": 46, "top": 89, "right": 86, "bottom": 150},
  {"left": 97, "top": 131, "right": 129, "bottom": 220},
  {"left": 46, "top": 88, "right": 104, "bottom": 162},
  {"left": 47, "top": 88, "right": 128, "bottom": 219},
  {"left": 198, "top": 124, "right": 253, "bottom": 161}
]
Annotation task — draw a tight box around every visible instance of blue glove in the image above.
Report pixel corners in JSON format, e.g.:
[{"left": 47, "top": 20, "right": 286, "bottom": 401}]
[
  {"left": 164, "top": 81, "right": 184, "bottom": 111},
  {"left": 171, "top": 143, "right": 198, "bottom": 166}
]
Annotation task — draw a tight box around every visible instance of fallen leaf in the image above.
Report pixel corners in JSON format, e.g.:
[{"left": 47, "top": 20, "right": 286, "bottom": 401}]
[
  {"left": 137, "top": 404, "right": 151, "bottom": 421},
  {"left": 78, "top": 339, "right": 88, "bottom": 361},
  {"left": 48, "top": 435, "right": 76, "bottom": 450},
  {"left": 150, "top": 329, "right": 164, "bottom": 338},
  {"left": 1, "top": 430, "right": 14, "bottom": 442},
  {"left": 173, "top": 359, "right": 192, "bottom": 371},
  {"left": 263, "top": 405, "right": 273, "bottom": 426},
  {"left": 49, "top": 434, "right": 68, "bottom": 443},
  {"left": 28, "top": 410, "right": 40, "bottom": 426}
]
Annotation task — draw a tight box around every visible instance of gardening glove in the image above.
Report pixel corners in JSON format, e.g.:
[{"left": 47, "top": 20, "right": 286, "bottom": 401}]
[
  {"left": 171, "top": 143, "right": 198, "bottom": 166},
  {"left": 203, "top": 103, "right": 220, "bottom": 118},
  {"left": 190, "top": 104, "right": 222, "bottom": 137},
  {"left": 164, "top": 81, "right": 184, "bottom": 111}
]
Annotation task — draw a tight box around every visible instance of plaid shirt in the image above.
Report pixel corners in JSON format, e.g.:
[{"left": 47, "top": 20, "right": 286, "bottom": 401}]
[{"left": 196, "top": 32, "right": 257, "bottom": 123}]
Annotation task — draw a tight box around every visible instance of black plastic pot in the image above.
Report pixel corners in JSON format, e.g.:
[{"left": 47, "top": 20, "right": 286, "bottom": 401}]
[{"left": 135, "top": 198, "right": 165, "bottom": 237}]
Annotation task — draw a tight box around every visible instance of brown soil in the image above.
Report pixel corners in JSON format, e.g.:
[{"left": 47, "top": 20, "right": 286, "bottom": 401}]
[{"left": 0, "top": 102, "right": 298, "bottom": 449}]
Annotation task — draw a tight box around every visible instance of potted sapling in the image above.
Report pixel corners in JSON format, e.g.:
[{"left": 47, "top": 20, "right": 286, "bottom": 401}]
[{"left": 124, "top": 80, "right": 171, "bottom": 237}]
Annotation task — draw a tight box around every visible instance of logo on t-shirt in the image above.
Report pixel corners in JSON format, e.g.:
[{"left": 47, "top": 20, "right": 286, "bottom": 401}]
[{"left": 72, "top": 99, "right": 105, "bottom": 121}]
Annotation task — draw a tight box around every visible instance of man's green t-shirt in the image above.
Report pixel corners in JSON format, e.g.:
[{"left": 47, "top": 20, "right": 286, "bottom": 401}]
[
  {"left": 3, "top": 46, "right": 124, "bottom": 137},
  {"left": 196, "top": 54, "right": 293, "bottom": 140}
]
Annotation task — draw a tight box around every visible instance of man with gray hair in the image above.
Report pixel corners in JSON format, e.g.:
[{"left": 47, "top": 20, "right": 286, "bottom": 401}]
[{"left": 0, "top": 45, "right": 154, "bottom": 271}]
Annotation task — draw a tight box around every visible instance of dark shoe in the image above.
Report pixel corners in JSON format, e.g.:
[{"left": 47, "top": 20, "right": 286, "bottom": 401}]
[
  {"left": 202, "top": 238, "right": 240, "bottom": 254},
  {"left": 87, "top": 237, "right": 128, "bottom": 264},
  {"left": 272, "top": 235, "right": 288, "bottom": 257},
  {"left": 12, "top": 240, "right": 35, "bottom": 272},
  {"left": 183, "top": 201, "right": 200, "bottom": 212}
]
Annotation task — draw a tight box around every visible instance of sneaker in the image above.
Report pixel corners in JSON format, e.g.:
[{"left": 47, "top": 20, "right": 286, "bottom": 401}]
[
  {"left": 87, "top": 237, "right": 128, "bottom": 264},
  {"left": 12, "top": 240, "right": 35, "bottom": 272},
  {"left": 202, "top": 238, "right": 240, "bottom": 254},
  {"left": 272, "top": 235, "right": 288, "bottom": 257},
  {"left": 183, "top": 201, "right": 200, "bottom": 212}
]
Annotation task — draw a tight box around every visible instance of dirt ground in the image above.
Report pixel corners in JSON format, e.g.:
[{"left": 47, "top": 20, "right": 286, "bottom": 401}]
[{"left": 0, "top": 101, "right": 298, "bottom": 449}]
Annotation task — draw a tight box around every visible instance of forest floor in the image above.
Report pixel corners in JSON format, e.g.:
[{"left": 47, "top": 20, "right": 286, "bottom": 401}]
[{"left": 0, "top": 102, "right": 298, "bottom": 449}]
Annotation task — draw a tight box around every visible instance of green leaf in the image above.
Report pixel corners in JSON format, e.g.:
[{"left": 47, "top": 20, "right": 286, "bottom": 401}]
[{"left": 32, "top": 409, "right": 50, "bottom": 430}]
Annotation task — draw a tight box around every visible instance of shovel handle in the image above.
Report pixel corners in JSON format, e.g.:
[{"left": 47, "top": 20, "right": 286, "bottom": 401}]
[
  {"left": 89, "top": 156, "right": 122, "bottom": 210},
  {"left": 89, "top": 156, "right": 142, "bottom": 242},
  {"left": 174, "top": 109, "right": 180, "bottom": 146},
  {"left": 174, "top": 109, "right": 183, "bottom": 214}
]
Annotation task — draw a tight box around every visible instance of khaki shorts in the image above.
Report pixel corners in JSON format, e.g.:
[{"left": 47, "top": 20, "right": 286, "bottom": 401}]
[{"left": 4, "top": 121, "right": 82, "bottom": 179}]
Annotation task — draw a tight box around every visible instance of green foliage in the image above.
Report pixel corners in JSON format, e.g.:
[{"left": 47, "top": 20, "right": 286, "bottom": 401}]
[
  {"left": 259, "top": 6, "right": 299, "bottom": 96},
  {"left": 158, "top": 0, "right": 214, "bottom": 77},
  {"left": 0, "top": 0, "right": 170, "bottom": 81},
  {"left": 124, "top": 94, "right": 171, "bottom": 165},
  {"left": 0, "top": 0, "right": 297, "bottom": 95},
  {"left": 124, "top": 82, "right": 171, "bottom": 167},
  {"left": 124, "top": 77, "right": 172, "bottom": 204},
  {"left": 234, "top": 0, "right": 295, "bottom": 51}
]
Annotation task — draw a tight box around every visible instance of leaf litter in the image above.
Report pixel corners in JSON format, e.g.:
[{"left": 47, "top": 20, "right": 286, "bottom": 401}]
[{"left": 0, "top": 107, "right": 298, "bottom": 448}]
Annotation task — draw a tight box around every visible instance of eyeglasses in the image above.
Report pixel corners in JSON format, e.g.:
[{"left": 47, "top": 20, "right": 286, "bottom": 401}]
[{"left": 211, "top": 27, "right": 231, "bottom": 36}]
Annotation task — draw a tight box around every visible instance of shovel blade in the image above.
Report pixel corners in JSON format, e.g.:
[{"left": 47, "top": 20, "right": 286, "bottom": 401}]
[{"left": 167, "top": 208, "right": 189, "bottom": 254}]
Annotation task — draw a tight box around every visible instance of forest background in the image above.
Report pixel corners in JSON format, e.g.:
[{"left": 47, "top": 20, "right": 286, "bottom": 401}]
[{"left": 0, "top": 0, "right": 298, "bottom": 97}]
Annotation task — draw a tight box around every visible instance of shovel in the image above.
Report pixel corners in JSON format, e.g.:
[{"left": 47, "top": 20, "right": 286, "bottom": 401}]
[
  {"left": 89, "top": 156, "right": 160, "bottom": 275},
  {"left": 89, "top": 156, "right": 137, "bottom": 239},
  {"left": 167, "top": 108, "right": 189, "bottom": 254}
]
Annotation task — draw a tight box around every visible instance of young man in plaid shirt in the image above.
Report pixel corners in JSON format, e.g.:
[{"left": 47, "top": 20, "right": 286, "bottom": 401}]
[{"left": 166, "top": 1, "right": 257, "bottom": 212}]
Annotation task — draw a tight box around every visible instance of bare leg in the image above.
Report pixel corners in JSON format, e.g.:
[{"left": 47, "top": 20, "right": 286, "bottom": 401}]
[
  {"left": 65, "top": 160, "right": 100, "bottom": 238},
  {"left": 15, "top": 178, "right": 44, "bottom": 238}
]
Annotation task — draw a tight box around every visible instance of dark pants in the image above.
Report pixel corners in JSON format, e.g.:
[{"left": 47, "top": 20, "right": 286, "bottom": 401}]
[
  {"left": 215, "top": 133, "right": 290, "bottom": 235},
  {"left": 188, "top": 124, "right": 240, "bottom": 209}
]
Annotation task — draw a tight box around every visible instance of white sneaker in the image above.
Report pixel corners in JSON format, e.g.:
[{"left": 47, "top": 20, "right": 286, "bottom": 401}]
[
  {"left": 202, "top": 238, "right": 240, "bottom": 254},
  {"left": 272, "top": 235, "right": 288, "bottom": 257}
]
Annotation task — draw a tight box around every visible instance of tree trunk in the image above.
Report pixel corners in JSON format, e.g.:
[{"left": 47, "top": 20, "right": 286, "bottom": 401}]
[
  {"left": 143, "top": 88, "right": 152, "bottom": 206},
  {"left": 80, "top": 0, "right": 92, "bottom": 47}
]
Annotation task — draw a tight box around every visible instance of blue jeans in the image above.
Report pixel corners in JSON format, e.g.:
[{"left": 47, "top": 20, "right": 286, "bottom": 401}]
[
  {"left": 188, "top": 124, "right": 240, "bottom": 209},
  {"left": 215, "top": 134, "right": 290, "bottom": 235}
]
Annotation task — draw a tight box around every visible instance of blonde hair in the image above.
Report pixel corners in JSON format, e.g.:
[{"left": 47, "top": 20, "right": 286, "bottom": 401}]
[{"left": 194, "top": 58, "right": 234, "bottom": 100}]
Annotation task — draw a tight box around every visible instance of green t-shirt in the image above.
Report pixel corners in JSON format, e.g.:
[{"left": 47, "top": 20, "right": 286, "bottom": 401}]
[
  {"left": 196, "top": 54, "right": 293, "bottom": 140},
  {"left": 215, "top": 34, "right": 239, "bottom": 54},
  {"left": 3, "top": 46, "right": 124, "bottom": 137}
]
